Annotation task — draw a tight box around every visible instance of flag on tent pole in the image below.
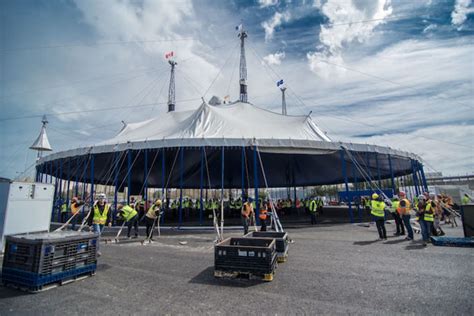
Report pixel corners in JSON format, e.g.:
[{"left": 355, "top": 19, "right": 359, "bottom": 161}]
[
  {"left": 235, "top": 24, "right": 243, "bottom": 32},
  {"left": 165, "top": 51, "right": 174, "bottom": 59},
  {"left": 276, "top": 79, "right": 284, "bottom": 87}
]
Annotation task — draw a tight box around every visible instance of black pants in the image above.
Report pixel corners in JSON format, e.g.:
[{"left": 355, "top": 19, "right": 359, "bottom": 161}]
[
  {"left": 375, "top": 217, "right": 387, "bottom": 239},
  {"left": 391, "top": 212, "right": 405, "bottom": 235},
  {"left": 61, "top": 212, "right": 68, "bottom": 223},
  {"left": 145, "top": 217, "right": 156, "bottom": 239},
  {"left": 310, "top": 212, "right": 317, "bottom": 225},
  {"left": 127, "top": 215, "right": 139, "bottom": 237},
  {"left": 260, "top": 219, "right": 267, "bottom": 231}
]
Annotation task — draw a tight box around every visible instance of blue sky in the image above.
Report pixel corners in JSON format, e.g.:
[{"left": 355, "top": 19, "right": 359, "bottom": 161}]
[{"left": 0, "top": 0, "right": 473, "bottom": 179}]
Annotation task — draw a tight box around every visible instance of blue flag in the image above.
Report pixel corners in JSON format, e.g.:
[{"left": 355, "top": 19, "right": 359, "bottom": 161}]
[{"left": 276, "top": 79, "right": 284, "bottom": 87}]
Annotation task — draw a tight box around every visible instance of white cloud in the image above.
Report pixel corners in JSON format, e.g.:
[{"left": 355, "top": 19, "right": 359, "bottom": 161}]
[
  {"left": 307, "top": 0, "right": 392, "bottom": 76},
  {"left": 262, "top": 51, "right": 286, "bottom": 65},
  {"left": 258, "top": 0, "right": 279, "bottom": 8},
  {"left": 451, "top": 0, "right": 474, "bottom": 28},
  {"left": 262, "top": 11, "right": 291, "bottom": 41},
  {"left": 422, "top": 24, "right": 437, "bottom": 34}
]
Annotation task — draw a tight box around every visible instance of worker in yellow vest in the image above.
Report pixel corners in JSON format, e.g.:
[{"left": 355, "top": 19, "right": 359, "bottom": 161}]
[
  {"left": 419, "top": 195, "right": 435, "bottom": 246},
  {"left": 117, "top": 204, "right": 139, "bottom": 238},
  {"left": 370, "top": 193, "right": 387, "bottom": 240},
  {"left": 89, "top": 195, "right": 111, "bottom": 255},
  {"left": 397, "top": 191, "right": 413, "bottom": 241},
  {"left": 389, "top": 196, "right": 405, "bottom": 236},
  {"left": 462, "top": 194, "right": 471, "bottom": 205},
  {"left": 145, "top": 200, "right": 163, "bottom": 240},
  {"left": 309, "top": 198, "right": 317, "bottom": 225}
]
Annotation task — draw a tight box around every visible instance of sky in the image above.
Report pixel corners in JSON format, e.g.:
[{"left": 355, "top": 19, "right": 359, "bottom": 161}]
[{"left": 0, "top": 0, "right": 473, "bottom": 180}]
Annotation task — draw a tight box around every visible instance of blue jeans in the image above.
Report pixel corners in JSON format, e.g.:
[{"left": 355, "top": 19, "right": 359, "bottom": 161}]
[
  {"left": 71, "top": 215, "right": 78, "bottom": 230},
  {"left": 93, "top": 224, "right": 104, "bottom": 251},
  {"left": 419, "top": 220, "right": 432, "bottom": 242},
  {"left": 402, "top": 215, "right": 414, "bottom": 239}
]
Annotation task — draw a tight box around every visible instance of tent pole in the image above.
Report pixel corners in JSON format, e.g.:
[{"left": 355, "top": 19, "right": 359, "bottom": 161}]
[
  {"left": 388, "top": 154, "right": 395, "bottom": 194},
  {"left": 66, "top": 158, "right": 71, "bottom": 208},
  {"left": 74, "top": 158, "right": 79, "bottom": 197},
  {"left": 419, "top": 161, "right": 429, "bottom": 191},
  {"left": 161, "top": 149, "right": 166, "bottom": 224},
  {"left": 241, "top": 147, "right": 245, "bottom": 200},
  {"left": 375, "top": 154, "right": 382, "bottom": 189},
  {"left": 113, "top": 151, "right": 119, "bottom": 225},
  {"left": 178, "top": 147, "right": 184, "bottom": 228},
  {"left": 340, "top": 150, "right": 354, "bottom": 223},
  {"left": 144, "top": 148, "right": 148, "bottom": 204},
  {"left": 127, "top": 150, "right": 132, "bottom": 205},
  {"left": 253, "top": 146, "right": 260, "bottom": 225},
  {"left": 200, "top": 147, "right": 204, "bottom": 225},
  {"left": 411, "top": 160, "right": 420, "bottom": 197},
  {"left": 90, "top": 154, "right": 95, "bottom": 207},
  {"left": 221, "top": 146, "right": 225, "bottom": 237},
  {"left": 59, "top": 159, "right": 63, "bottom": 202},
  {"left": 53, "top": 160, "right": 58, "bottom": 221}
]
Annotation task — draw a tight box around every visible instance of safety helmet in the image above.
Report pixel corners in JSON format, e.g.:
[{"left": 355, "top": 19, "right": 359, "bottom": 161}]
[
  {"left": 372, "top": 193, "right": 379, "bottom": 200},
  {"left": 418, "top": 195, "right": 425, "bottom": 200},
  {"left": 399, "top": 191, "right": 406, "bottom": 197},
  {"left": 97, "top": 193, "right": 106, "bottom": 200},
  {"left": 155, "top": 200, "right": 162, "bottom": 206},
  {"left": 72, "top": 197, "right": 78, "bottom": 202}
]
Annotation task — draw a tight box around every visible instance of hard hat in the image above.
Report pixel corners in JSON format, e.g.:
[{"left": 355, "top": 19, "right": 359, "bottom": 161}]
[
  {"left": 97, "top": 193, "right": 106, "bottom": 200},
  {"left": 418, "top": 195, "right": 425, "bottom": 200},
  {"left": 155, "top": 200, "right": 162, "bottom": 206},
  {"left": 372, "top": 193, "right": 379, "bottom": 200},
  {"left": 72, "top": 197, "right": 78, "bottom": 202},
  {"left": 399, "top": 191, "right": 406, "bottom": 197}
]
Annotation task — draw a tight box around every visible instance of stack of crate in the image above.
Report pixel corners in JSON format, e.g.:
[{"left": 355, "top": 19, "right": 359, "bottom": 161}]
[
  {"left": 244, "top": 231, "right": 289, "bottom": 263},
  {"left": 1, "top": 231, "right": 97, "bottom": 292}
]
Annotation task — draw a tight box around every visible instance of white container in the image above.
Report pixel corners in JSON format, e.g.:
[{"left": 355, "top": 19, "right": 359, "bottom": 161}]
[{"left": 0, "top": 178, "right": 54, "bottom": 252}]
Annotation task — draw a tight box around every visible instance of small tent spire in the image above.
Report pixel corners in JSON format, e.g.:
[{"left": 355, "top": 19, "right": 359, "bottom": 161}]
[{"left": 30, "top": 115, "right": 52, "bottom": 160}]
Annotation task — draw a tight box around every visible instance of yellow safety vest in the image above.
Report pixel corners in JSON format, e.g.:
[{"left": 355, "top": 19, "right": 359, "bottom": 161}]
[
  {"left": 93, "top": 204, "right": 110, "bottom": 225},
  {"left": 390, "top": 201, "right": 399, "bottom": 213},
  {"left": 309, "top": 200, "right": 317, "bottom": 213},
  {"left": 146, "top": 205, "right": 160, "bottom": 220},
  {"left": 61, "top": 203, "right": 68, "bottom": 213},
  {"left": 371, "top": 200, "right": 385, "bottom": 217},
  {"left": 423, "top": 201, "right": 434, "bottom": 222},
  {"left": 122, "top": 205, "right": 138, "bottom": 222}
]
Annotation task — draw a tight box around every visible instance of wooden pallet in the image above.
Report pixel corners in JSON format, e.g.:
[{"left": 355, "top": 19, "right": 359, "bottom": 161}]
[
  {"left": 214, "top": 269, "right": 275, "bottom": 282},
  {"left": 2, "top": 271, "right": 95, "bottom": 293}
]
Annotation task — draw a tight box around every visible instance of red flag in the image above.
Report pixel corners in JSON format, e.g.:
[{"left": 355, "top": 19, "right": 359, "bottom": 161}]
[{"left": 165, "top": 51, "right": 174, "bottom": 59}]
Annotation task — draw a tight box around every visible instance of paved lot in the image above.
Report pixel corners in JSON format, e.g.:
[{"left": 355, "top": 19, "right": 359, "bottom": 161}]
[{"left": 1, "top": 222, "right": 473, "bottom": 315}]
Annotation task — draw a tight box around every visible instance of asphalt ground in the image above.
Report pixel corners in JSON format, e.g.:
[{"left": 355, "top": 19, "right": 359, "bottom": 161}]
[{"left": 0, "top": 222, "right": 472, "bottom": 315}]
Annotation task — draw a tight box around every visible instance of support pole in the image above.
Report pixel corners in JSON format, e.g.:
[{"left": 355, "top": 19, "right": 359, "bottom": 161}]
[
  {"left": 113, "top": 151, "right": 119, "bottom": 224},
  {"left": 411, "top": 160, "right": 420, "bottom": 197},
  {"left": 419, "top": 161, "right": 429, "bottom": 191},
  {"left": 53, "top": 160, "right": 58, "bottom": 221},
  {"left": 74, "top": 158, "right": 79, "bottom": 197},
  {"left": 241, "top": 147, "right": 245, "bottom": 200},
  {"left": 221, "top": 146, "right": 225, "bottom": 236},
  {"left": 90, "top": 154, "right": 95, "bottom": 207},
  {"left": 388, "top": 154, "right": 395, "bottom": 194},
  {"left": 340, "top": 150, "right": 354, "bottom": 223},
  {"left": 375, "top": 154, "right": 382, "bottom": 189},
  {"left": 253, "top": 146, "right": 260, "bottom": 225},
  {"left": 143, "top": 148, "right": 149, "bottom": 203},
  {"left": 59, "top": 159, "right": 63, "bottom": 201},
  {"left": 178, "top": 147, "right": 184, "bottom": 228},
  {"left": 127, "top": 150, "right": 132, "bottom": 205},
  {"left": 200, "top": 148, "right": 204, "bottom": 225},
  {"left": 365, "top": 152, "right": 372, "bottom": 190},
  {"left": 161, "top": 149, "right": 166, "bottom": 224},
  {"left": 66, "top": 158, "right": 71, "bottom": 208}
]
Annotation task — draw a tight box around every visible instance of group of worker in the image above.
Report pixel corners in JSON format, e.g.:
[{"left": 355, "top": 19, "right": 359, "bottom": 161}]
[{"left": 368, "top": 191, "right": 468, "bottom": 246}]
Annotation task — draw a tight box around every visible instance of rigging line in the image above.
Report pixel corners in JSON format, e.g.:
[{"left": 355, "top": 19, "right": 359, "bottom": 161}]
[
  {"left": 203, "top": 42, "right": 239, "bottom": 99},
  {"left": 137, "top": 148, "right": 161, "bottom": 198},
  {"left": 202, "top": 147, "right": 213, "bottom": 189},
  {"left": 1, "top": 38, "right": 199, "bottom": 52},
  {"left": 117, "top": 147, "right": 144, "bottom": 192},
  {"left": 104, "top": 150, "right": 129, "bottom": 198},
  {"left": 2, "top": 66, "right": 163, "bottom": 98},
  {"left": 311, "top": 57, "right": 474, "bottom": 110},
  {"left": 0, "top": 97, "right": 202, "bottom": 122},
  {"left": 326, "top": 14, "right": 418, "bottom": 27},
  {"left": 242, "top": 148, "right": 251, "bottom": 190},
  {"left": 226, "top": 51, "right": 239, "bottom": 97},
  {"left": 164, "top": 148, "right": 181, "bottom": 199},
  {"left": 176, "top": 68, "right": 205, "bottom": 97},
  {"left": 150, "top": 77, "right": 168, "bottom": 115}
]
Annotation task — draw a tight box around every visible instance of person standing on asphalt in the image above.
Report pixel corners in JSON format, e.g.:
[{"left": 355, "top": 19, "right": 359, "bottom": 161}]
[
  {"left": 309, "top": 198, "right": 317, "bottom": 225},
  {"left": 259, "top": 202, "right": 269, "bottom": 231},
  {"left": 241, "top": 201, "right": 254, "bottom": 235},
  {"left": 370, "top": 193, "right": 387, "bottom": 240},
  {"left": 144, "top": 200, "right": 162, "bottom": 240},
  {"left": 397, "top": 191, "right": 413, "bottom": 241},
  {"left": 389, "top": 196, "right": 405, "bottom": 236}
]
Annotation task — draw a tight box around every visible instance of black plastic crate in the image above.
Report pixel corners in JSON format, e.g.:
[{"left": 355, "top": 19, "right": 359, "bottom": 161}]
[
  {"left": 3, "top": 231, "right": 97, "bottom": 277},
  {"left": 215, "top": 237, "right": 277, "bottom": 275},
  {"left": 243, "top": 231, "right": 289, "bottom": 255}
]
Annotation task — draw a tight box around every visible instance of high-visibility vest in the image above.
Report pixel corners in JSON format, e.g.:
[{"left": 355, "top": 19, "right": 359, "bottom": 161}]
[
  {"left": 259, "top": 209, "right": 268, "bottom": 220},
  {"left": 122, "top": 205, "right": 137, "bottom": 222},
  {"left": 423, "top": 200, "right": 434, "bottom": 222},
  {"left": 309, "top": 200, "right": 317, "bottom": 213},
  {"left": 235, "top": 200, "right": 242, "bottom": 209},
  {"left": 390, "top": 200, "right": 399, "bottom": 213},
  {"left": 146, "top": 205, "right": 160, "bottom": 219},
  {"left": 61, "top": 203, "right": 68, "bottom": 213},
  {"left": 93, "top": 204, "right": 110, "bottom": 225},
  {"left": 397, "top": 199, "right": 411, "bottom": 215},
  {"left": 462, "top": 196, "right": 470, "bottom": 205},
  {"left": 371, "top": 200, "right": 385, "bottom": 217},
  {"left": 71, "top": 203, "right": 81, "bottom": 215}
]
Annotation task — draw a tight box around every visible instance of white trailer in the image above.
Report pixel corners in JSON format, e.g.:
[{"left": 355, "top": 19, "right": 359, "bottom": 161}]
[{"left": 0, "top": 178, "right": 54, "bottom": 252}]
